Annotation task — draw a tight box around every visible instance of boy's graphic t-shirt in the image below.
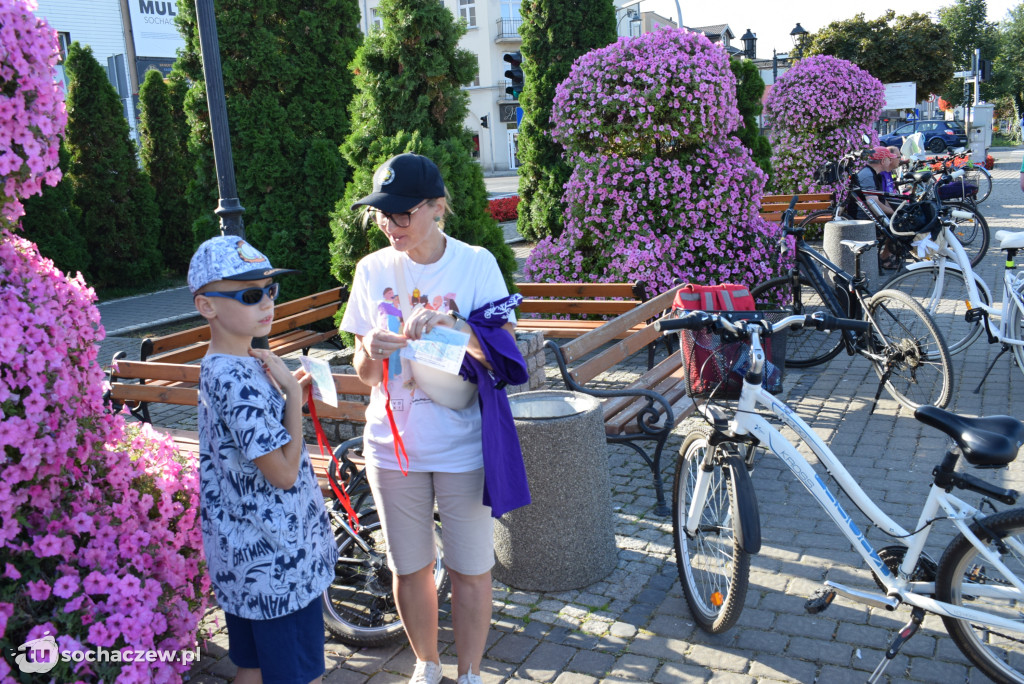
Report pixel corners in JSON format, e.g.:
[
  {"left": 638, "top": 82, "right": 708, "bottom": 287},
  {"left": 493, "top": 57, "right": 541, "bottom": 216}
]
[
  {"left": 198, "top": 354, "right": 337, "bottom": 620},
  {"left": 340, "top": 235, "right": 513, "bottom": 473}
]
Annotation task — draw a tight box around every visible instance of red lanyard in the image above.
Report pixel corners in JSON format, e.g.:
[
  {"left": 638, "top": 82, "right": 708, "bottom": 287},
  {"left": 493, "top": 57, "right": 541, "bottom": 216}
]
[
  {"left": 381, "top": 359, "right": 410, "bottom": 475},
  {"left": 307, "top": 390, "right": 360, "bottom": 532}
]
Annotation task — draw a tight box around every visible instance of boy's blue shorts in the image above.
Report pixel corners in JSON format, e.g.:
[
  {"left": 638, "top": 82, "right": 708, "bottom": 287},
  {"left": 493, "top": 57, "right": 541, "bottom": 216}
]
[{"left": 224, "top": 597, "right": 325, "bottom": 684}]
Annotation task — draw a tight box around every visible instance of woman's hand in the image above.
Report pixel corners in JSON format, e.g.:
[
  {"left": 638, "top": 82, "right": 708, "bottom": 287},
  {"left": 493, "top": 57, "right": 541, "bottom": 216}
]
[
  {"left": 361, "top": 327, "right": 409, "bottom": 362},
  {"left": 402, "top": 305, "right": 453, "bottom": 340}
]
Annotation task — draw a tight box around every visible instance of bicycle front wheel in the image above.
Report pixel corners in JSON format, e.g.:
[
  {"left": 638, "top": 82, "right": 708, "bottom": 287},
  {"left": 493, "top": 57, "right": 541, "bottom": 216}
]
[
  {"left": 750, "top": 274, "right": 844, "bottom": 368},
  {"left": 883, "top": 265, "right": 987, "bottom": 355},
  {"left": 322, "top": 509, "right": 449, "bottom": 647},
  {"left": 673, "top": 427, "right": 750, "bottom": 634},
  {"left": 935, "top": 508, "right": 1024, "bottom": 684},
  {"left": 963, "top": 164, "right": 993, "bottom": 204},
  {"left": 865, "top": 288, "right": 954, "bottom": 409},
  {"left": 946, "top": 202, "right": 990, "bottom": 267}
]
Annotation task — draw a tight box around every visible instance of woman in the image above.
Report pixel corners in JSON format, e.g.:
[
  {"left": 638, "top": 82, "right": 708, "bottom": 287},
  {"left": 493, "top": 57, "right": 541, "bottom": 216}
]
[{"left": 340, "top": 153, "right": 517, "bottom": 684}]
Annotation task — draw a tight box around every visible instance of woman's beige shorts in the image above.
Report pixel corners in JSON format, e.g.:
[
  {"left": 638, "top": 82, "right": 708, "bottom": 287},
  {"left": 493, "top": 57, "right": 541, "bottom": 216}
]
[{"left": 365, "top": 465, "right": 495, "bottom": 576}]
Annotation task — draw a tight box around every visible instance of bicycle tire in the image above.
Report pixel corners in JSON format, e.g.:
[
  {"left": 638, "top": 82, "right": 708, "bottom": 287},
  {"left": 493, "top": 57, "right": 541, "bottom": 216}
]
[
  {"left": 963, "top": 164, "right": 993, "bottom": 204},
  {"left": 865, "top": 288, "right": 954, "bottom": 409},
  {"left": 750, "top": 274, "right": 844, "bottom": 368},
  {"left": 935, "top": 507, "right": 1024, "bottom": 684},
  {"left": 882, "top": 265, "right": 988, "bottom": 355},
  {"left": 321, "top": 509, "right": 449, "bottom": 647},
  {"left": 945, "top": 201, "right": 990, "bottom": 267},
  {"left": 673, "top": 427, "right": 750, "bottom": 634},
  {"left": 1007, "top": 283, "right": 1024, "bottom": 376}
]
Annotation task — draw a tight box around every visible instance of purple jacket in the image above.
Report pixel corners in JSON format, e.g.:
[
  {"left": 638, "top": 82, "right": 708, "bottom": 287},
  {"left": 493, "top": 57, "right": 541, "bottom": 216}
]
[{"left": 460, "top": 294, "right": 531, "bottom": 517}]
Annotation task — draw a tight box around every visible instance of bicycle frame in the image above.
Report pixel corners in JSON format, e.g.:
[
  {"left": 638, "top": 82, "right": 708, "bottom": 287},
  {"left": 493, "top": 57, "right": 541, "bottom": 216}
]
[
  {"left": 685, "top": 328, "right": 1024, "bottom": 634},
  {"left": 905, "top": 227, "right": 1024, "bottom": 350}
]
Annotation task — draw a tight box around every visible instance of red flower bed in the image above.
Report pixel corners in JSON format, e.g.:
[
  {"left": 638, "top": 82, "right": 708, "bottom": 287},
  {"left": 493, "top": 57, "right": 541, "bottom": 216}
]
[{"left": 487, "top": 196, "right": 519, "bottom": 222}]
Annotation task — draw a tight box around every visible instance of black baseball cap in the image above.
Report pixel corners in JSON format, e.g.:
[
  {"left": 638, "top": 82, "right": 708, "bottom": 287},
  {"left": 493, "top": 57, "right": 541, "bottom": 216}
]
[{"left": 350, "top": 153, "right": 447, "bottom": 213}]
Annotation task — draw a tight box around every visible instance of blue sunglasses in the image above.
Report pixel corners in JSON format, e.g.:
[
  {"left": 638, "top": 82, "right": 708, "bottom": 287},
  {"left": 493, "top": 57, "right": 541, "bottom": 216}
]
[{"left": 200, "top": 282, "right": 280, "bottom": 305}]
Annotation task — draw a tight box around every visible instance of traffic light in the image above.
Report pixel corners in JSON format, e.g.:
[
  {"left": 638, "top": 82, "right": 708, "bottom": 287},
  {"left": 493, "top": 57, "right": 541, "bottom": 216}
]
[
  {"left": 480, "top": 114, "right": 488, "bottom": 129},
  {"left": 504, "top": 52, "right": 524, "bottom": 99},
  {"left": 980, "top": 59, "right": 993, "bottom": 82}
]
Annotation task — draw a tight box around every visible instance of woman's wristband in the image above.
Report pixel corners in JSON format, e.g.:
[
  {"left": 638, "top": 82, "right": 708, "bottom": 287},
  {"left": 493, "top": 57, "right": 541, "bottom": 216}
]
[{"left": 449, "top": 311, "right": 468, "bottom": 333}]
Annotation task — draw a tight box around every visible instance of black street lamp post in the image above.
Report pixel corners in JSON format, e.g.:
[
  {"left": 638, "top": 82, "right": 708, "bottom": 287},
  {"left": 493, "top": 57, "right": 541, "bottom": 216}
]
[
  {"left": 790, "top": 22, "right": 808, "bottom": 59},
  {"left": 194, "top": 0, "right": 245, "bottom": 238}
]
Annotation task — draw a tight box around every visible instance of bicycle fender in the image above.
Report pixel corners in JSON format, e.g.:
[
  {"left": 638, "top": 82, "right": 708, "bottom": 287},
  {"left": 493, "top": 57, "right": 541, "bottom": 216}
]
[
  {"left": 724, "top": 455, "right": 761, "bottom": 555},
  {"left": 901, "top": 260, "right": 992, "bottom": 302}
]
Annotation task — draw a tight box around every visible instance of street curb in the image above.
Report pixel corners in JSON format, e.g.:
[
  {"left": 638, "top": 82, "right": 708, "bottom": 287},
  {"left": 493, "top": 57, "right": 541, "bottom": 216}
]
[{"left": 105, "top": 311, "right": 202, "bottom": 338}]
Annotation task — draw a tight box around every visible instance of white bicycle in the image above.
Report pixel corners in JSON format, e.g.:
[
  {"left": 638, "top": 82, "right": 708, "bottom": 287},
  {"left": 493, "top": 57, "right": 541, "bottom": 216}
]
[
  {"left": 657, "top": 311, "right": 1024, "bottom": 683},
  {"left": 883, "top": 218, "right": 1024, "bottom": 376}
]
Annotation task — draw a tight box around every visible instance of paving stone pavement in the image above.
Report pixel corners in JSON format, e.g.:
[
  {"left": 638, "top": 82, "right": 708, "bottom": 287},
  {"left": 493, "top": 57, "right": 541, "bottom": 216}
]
[{"left": 95, "top": 151, "right": 1024, "bottom": 683}]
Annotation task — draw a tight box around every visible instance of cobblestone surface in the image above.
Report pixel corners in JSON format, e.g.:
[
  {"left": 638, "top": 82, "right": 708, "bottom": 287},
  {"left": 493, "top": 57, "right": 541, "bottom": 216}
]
[{"left": 94, "top": 152, "right": 1024, "bottom": 683}]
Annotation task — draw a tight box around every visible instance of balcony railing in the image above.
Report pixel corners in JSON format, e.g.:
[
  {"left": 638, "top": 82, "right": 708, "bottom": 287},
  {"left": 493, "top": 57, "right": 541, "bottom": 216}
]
[{"left": 495, "top": 18, "right": 522, "bottom": 41}]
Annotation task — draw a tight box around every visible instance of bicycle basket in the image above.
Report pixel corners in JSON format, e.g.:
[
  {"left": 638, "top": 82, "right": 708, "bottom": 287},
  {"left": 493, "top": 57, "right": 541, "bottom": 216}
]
[
  {"left": 890, "top": 199, "right": 940, "bottom": 238},
  {"left": 676, "top": 310, "right": 789, "bottom": 400}
]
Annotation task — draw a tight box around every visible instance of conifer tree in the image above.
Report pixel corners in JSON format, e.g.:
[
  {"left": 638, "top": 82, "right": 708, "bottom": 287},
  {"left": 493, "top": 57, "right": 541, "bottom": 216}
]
[
  {"left": 20, "top": 142, "right": 87, "bottom": 276},
  {"left": 139, "top": 69, "right": 192, "bottom": 274},
  {"left": 64, "top": 42, "right": 162, "bottom": 287},
  {"left": 515, "top": 0, "right": 617, "bottom": 241},
  {"left": 329, "top": 0, "right": 516, "bottom": 290},
  {"left": 730, "top": 56, "right": 772, "bottom": 178},
  {"left": 175, "top": 0, "right": 362, "bottom": 299}
]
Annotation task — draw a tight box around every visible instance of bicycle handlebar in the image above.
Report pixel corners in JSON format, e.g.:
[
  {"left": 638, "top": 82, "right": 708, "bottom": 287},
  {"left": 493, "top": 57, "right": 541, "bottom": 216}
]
[{"left": 654, "top": 311, "right": 870, "bottom": 336}]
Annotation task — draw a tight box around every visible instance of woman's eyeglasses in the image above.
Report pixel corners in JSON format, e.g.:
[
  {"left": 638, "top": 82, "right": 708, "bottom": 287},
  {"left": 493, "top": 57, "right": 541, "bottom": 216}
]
[
  {"left": 370, "top": 203, "right": 425, "bottom": 228},
  {"left": 200, "top": 282, "right": 280, "bottom": 305}
]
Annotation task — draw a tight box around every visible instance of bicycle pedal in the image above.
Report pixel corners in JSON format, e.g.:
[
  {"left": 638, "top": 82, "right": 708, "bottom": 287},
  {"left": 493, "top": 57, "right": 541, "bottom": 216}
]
[
  {"left": 804, "top": 587, "right": 836, "bottom": 614},
  {"left": 965, "top": 308, "right": 985, "bottom": 324}
]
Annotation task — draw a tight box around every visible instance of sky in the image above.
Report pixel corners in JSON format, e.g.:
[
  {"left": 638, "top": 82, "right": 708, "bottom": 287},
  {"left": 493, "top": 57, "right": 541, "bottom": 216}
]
[{"left": 641, "top": 0, "right": 1020, "bottom": 61}]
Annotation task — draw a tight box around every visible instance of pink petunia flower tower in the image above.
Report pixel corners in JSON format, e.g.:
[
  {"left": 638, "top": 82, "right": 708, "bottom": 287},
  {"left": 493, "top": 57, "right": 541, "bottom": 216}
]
[
  {"left": 524, "top": 27, "right": 780, "bottom": 292},
  {"left": 1, "top": 2, "right": 207, "bottom": 681}
]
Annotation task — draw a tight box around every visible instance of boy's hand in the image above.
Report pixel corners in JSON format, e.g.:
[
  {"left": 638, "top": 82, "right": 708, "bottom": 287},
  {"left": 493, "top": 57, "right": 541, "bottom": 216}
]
[{"left": 249, "top": 348, "right": 300, "bottom": 396}]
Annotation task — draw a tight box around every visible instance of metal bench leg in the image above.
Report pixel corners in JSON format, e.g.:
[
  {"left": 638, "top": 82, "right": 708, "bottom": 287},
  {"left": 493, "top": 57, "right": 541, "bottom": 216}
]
[{"left": 612, "top": 434, "right": 671, "bottom": 517}]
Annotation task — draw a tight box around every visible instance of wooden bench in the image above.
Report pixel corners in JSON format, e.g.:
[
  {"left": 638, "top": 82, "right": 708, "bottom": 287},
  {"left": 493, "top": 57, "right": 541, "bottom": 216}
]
[
  {"left": 759, "top": 192, "right": 834, "bottom": 225},
  {"left": 514, "top": 281, "right": 650, "bottom": 339},
  {"left": 140, "top": 286, "right": 346, "bottom": 364},
  {"left": 105, "top": 359, "right": 371, "bottom": 495},
  {"left": 545, "top": 283, "right": 692, "bottom": 516}
]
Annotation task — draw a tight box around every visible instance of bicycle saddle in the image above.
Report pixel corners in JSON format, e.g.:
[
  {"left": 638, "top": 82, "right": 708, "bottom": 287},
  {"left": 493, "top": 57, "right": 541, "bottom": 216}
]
[
  {"left": 911, "top": 170, "right": 933, "bottom": 184},
  {"left": 839, "top": 239, "right": 875, "bottom": 256},
  {"left": 915, "top": 405, "right": 1024, "bottom": 468},
  {"left": 995, "top": 230, "right": 1024, "bottom": 250}
]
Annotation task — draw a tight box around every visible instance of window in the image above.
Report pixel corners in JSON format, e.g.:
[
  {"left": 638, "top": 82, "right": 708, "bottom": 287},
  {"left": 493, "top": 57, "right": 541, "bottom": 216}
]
[
  {"left": 370, "top": 7, "right": 382, "bottom": 29},
  {"left": 500, "top": 0, "right": 521, "bottom": 21},
  {"left": 894, "top": 124, "right": 913, "bottom": 136},
  {"left": 459, "top": 0, "right": 476, "bottom": 27},
  {"left": 57, "top": 32, "right": 70, "bottom": 62}
]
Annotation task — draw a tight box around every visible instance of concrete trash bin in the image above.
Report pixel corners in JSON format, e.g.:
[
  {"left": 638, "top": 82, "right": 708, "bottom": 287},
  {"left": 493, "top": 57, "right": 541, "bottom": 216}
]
[
  {"left": 823, "top": 219, "right": 879, "bottom": 287},
  {"left": 493, "top": 390, "right": 616, "bottom": 591}
]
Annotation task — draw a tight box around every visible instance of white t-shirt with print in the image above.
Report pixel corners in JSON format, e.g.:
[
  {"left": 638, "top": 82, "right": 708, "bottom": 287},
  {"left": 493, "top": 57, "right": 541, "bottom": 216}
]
[{"left": 340, "top": 234, "right": 512, "bottom": 473}]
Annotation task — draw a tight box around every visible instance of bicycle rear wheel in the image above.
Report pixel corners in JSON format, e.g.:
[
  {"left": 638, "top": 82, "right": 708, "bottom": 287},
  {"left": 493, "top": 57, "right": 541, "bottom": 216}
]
[
  {"left": 1007, "top": 285, "right": 1024, "bottom": 377},
  {"left": 322, "top": 509, "right": 449, "bottom": 647},
  {"left": 750, "top": 274, "right": 844, "bottom": 368},
  {"left": 883, "top": 265, "right": 987, "bottom": 355},
  {"left": 673, "top": 427, "right": 750, "bottom": 634},
  {"left": 935, "top": 508, "right": 1024, "bottom": 684},
  {"left": 865, "top": 288, "right": 954, "bottom": 409},
  {"left": 945, "top": 202, "right": 990, "bottom": 267}
]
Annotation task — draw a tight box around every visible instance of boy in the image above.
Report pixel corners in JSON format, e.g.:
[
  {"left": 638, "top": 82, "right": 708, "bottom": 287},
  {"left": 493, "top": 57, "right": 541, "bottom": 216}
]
[{"left": 188, "top": 235, "right": 337, "bottom": 684}]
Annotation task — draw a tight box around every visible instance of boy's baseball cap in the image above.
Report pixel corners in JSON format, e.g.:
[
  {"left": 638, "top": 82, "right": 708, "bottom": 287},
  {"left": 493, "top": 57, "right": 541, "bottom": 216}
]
[
  {"left": 188, "top": 235, "right": 298, "bottom": 294},
  {"left": 350, "top": 153, "right": 446, "bottom": 213}
]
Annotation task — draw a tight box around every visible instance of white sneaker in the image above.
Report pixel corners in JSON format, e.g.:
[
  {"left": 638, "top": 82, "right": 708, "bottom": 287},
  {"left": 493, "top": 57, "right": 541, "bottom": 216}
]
[
  {"left": 456, "top": 666, "right": 483, "bottom": 684},
  {"left": 410, "top": 660, "right": 442, "bottom": 684}
]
